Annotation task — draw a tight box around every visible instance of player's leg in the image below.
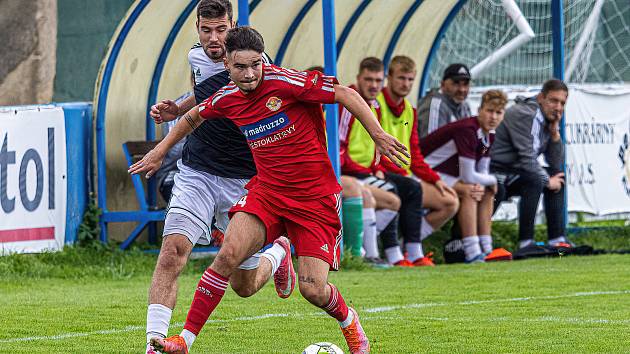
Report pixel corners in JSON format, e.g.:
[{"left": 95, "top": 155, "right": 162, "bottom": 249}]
[
  {"left": 212, "top": 177, "right": 293, "bottom": 299},
  {"left": 510, "top": 171, "right": 544, "bottom": 249},
  {"left": 453, "top": 182, "right": 483, "bottom": 263},
  {"left": 543, "top": 168, "right": 568, "bottom": 247},
  {"left": 298, "top": 256, "right": 370, "bottom": 354},
  {"left": 360, "top": 186, "right": 378, "bottom": 259},
  {"left": 364, "top": 183, "right": 403, "bottom": 266},
  {"left": 340, "top": 176, "right": 365, "bottom": 257},
  {"left": 420, "top": 179, "right": 459, "bottom": 233},
  {"left": 153, "top": 211, "right": 268, "bottom": 354},
  {"left": 477, "top": 186, "right": 495, "bottom": 255},
  {"left": 146, "top": 165, "right": 216, "bottom": 352},
  {"left": 384, "top": 173, "right": 433, "bottom": 265}
]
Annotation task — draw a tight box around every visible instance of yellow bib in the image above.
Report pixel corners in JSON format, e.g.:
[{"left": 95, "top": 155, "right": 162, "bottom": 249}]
[
  {"left": 376, "top": 92, "right": 414, "bottom": 174},
  {"left": 347, "top": 105, "right": 379, "bottom": 168}
]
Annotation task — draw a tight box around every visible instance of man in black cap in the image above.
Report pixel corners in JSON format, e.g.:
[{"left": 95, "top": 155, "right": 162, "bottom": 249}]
[{"left": 417, "top": 63, "right": 472, "bottom": 138}]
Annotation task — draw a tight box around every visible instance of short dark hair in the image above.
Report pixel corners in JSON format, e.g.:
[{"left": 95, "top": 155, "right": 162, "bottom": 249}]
[
  {"left": 359, "top": 57, "right": 383, "bottom": 74},
  {"left": 541, "top": 79, "right": 568, "bottom": 96},
  {"left": 225, "top": 26, "right": 265, "bottom": 54},
  {"left": 197, "top": 0, "right": 233, "bottom": 22}
]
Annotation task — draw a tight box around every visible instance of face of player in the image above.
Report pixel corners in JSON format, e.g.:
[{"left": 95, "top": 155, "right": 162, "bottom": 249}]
[
  {"left": 225, "top": 50, "right": 263, "bottom": 93},
  {"left": 356, "top": 69, "right": 384, "bottom": 100},
  {"left": 387, "top": 66, "right": 416, "bottom": 99},
  {"left": 477, "top": 102, "right": 505, "bottom": 133},
  {"left": 441, "top": 78, "right": 470, "bottom": 104},
  {"left": 537, "top": 89, "right": 568, "bottom": 123},
  {"left": 197, "top": 14, "right": 233, "bottom": 62}
]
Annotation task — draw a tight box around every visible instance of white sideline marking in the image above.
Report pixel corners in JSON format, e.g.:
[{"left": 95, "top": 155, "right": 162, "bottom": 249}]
[{"left": 1, "top": 290, "right": 628, "bottom": 344}]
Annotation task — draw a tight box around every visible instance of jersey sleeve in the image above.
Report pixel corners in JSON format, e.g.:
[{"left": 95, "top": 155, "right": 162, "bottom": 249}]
[
  {"left": 453, "top": 127, "right": 479, "bottom": 159},
  {"left": 291, "top": 70, "right": 339, "bottom": 104},
  {"left": 198, "top": 95, "right": 222, "bottom": 120}
]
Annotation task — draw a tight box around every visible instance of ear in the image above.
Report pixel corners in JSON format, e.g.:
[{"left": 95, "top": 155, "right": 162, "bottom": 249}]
[{"left": 223, "top": 56, "right": 229, "bottom": 71}]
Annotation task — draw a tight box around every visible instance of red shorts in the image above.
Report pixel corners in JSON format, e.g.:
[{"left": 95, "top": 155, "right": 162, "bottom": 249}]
[{"left": 229, "top": 188, "right": 342, "bottom": 270}]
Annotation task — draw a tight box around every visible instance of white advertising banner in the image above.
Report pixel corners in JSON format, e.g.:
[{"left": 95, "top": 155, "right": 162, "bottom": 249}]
[
  {"left": 0, "top": 107, "right": 67, "bottom": 253},
  {"left": 564, "top": 88, "right": 630, "bottom": 215}
]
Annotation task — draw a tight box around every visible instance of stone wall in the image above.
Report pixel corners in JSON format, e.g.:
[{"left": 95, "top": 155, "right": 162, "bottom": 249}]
[{"left": 0, "top": 0, "right": 57, "bottom": 106}]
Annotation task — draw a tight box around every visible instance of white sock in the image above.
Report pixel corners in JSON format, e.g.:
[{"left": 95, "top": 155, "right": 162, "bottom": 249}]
[
  {"left": 261, "top": 241, "right": 287, "bottom": 275},
  {"left": 146, "top": 304, "right": 172, "bottom": 343},
  {"left": 479, "top": 235, "right": 493, "bottom": 254},
  {"left": 384, "top": 246, "right": 404, "bottom": 264},
  {"left": 463, "top": 236, "right": 482, "bottom": 261},
  {"left": 180, "top": 329, "right": 197, "bottom": 350},
  {"left": 420, "top": 217, "right": 434, "bottom": 240},
  {"left": 339, "top": 309, "right": 355, "bottom": 328},
  {"left": 362, "top": 208, "right": 379, "bottom": 258},
  {"left": 548, "top": 236, "right": 567, "bottom": 245},
  {"left": 375, "top": 209, "right": 397, "bottom": 234},
  {"left": 405, "top": 242, "right": 424, "bottom": 262},
  {"left": 519, "top": 239, "right": 534, "bottom": 249}
]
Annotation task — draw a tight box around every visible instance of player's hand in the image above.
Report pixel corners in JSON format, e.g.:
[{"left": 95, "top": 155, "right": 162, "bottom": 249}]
[
  {"left": 434, "top": 180, "right": 456, "bottom": 198},
  {"left": 375, "top": 170, "right": 385, "bottom": 180},
  {"left": 150, "top": 99, "right": 179, "bottom": 124},
  {"left": 373, "top": 132, "right": 410, "bottom": 168},
  {"left": 471, "top": 183, "right": 484, "bottom": 202},
  {"left": 547, "top": 172, "right": 565, "bottom": 192},
  {"left": 128, "top": 148, "right": 166, "bottom": 179}
]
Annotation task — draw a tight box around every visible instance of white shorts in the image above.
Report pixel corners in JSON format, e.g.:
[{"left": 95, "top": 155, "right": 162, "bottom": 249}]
[
  {"left": 164, "top": 161, "right": 249, "bottom": 243},
  {"left": 163, "top": 161, "right": 261, "bottom": 270}
]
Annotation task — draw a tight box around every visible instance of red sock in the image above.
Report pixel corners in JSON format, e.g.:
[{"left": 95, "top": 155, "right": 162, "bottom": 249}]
[
  {"left": 322, "top": 283, "right": 349, "bottom": 322},
  {"left": 183, "top": 268, "right": 229, "bottom": 335}
]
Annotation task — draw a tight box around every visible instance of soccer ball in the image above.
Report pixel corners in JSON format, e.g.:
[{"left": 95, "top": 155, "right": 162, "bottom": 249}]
[{"left": 302, "top": 342, "right": 344, "bottom": 354}]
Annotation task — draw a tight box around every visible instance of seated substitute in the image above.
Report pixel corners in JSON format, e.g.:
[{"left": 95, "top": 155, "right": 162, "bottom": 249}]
[
  {"left": 417, "top": 63, "right": 472, "bottom": 138},
  {"left": 490, "top": 79, "right": 569, "bottom": 252},
  {"left": 339, "top": 57, "right": 409, "bottom": 267},
  {"left": 420, "top": 90, "right": 510, "bottom": 263},
  {"left": 378, "top": 55, "right": 459, "bottom": 265}
]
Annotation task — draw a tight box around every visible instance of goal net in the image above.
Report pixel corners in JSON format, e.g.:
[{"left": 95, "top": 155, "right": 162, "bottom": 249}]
[{"left": 425, "top": 0, "right": 630, "bottom": 88}]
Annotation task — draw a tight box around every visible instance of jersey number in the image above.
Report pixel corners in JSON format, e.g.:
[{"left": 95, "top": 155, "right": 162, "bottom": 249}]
[{"left": 236, "top": 196, "right": 247, "bottom": 207}]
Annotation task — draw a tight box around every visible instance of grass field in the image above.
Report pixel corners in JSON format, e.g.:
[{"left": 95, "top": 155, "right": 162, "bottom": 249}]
[{"left": 1, "top": 249, "right": 629, "bottom": 353}]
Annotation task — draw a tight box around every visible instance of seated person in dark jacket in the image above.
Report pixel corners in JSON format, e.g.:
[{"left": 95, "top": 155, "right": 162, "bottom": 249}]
[{"left": 490, "top": 79, "right": 569, "bottom": 251}]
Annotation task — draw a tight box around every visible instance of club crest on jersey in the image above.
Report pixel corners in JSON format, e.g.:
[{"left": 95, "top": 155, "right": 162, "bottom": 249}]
[{"left": 266, "top": 97, "right": 282, "bottom": 111}]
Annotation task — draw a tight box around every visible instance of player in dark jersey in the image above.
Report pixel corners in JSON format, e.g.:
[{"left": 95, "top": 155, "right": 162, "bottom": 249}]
[
  {"left": 140, "top": 27, "right": 408, "bottom": 354},
  {"left": 420, "top": 90, "right": 508, "bottom": 263},
  {"left": 129, "top": 2, "right": 290, "bottom": 354}
]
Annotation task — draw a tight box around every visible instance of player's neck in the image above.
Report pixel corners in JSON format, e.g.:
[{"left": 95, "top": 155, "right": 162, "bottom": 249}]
[{"left": 385, "top": 87, "right": 404, "bottom": 106}]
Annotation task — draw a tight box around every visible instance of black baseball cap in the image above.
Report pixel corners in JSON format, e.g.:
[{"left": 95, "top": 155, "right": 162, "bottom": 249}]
[{"left": 443, "top": 63, "right": 471, "bottom": 81}]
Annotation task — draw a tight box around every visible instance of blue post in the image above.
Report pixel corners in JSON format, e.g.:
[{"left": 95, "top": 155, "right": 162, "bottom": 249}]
[
  {"left": 59, "top": 103, "right": 92, "bottom": 244},
  {"left": 322, "top": 0, "right": 340, "bottom": 179},
  {"left": 551, "top": 0, "right": 568, "bottom": 231},
  {"left": 238, "top": 0, "right": 250, "bottom": 26}
]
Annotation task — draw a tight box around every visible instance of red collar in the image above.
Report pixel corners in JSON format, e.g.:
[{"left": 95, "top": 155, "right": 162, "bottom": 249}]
[{"left": 381, "top": 88, "right": 406, "bottom": 117}]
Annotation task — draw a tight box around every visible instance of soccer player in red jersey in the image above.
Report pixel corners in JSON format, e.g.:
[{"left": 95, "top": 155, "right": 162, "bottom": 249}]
[{"left": 145, "top": 27, "right": 408, "bottom": 354}]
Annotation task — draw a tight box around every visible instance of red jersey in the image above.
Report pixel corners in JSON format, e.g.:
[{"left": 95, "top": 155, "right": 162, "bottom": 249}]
[{"left": 199, "top": 64, "right": 341, "bottom": 198}]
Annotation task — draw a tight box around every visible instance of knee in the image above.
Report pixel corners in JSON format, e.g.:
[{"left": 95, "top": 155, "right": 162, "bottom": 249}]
[
  {"left": 361, "top": 188, "right": 376, "bottom": 209},
  {"left": 299, "top": 280, "right": 328, "bottom": 307},
  {"left": 386, "top": 193, "right": 401, "bottom": 211},
  {"left": 157, "top": 241, "right": 189, "bottom": 271},
  {"left": 213, "top": 245, "right": 241, "bottom": 272},
  {"left": 231, "top": 282, "right": 256, "bottom": 298},
  {"left": 341, "top": 176, "right": 361, "bottom": 198},
  {"left": 447, "top": 195, "right": 460, "bottom": 215}
]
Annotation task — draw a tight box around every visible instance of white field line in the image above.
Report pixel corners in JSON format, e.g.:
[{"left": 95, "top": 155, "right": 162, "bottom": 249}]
[{"left": 1, "top": 290, "right": 628, "bottom": 344}]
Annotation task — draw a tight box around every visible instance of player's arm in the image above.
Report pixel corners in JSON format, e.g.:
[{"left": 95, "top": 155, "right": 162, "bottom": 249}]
[
  {"left": 129, "top": 106, "right": 203, "bottom": 178},
  {"left": 150, "top": 95, "right": 197, "bottom": 124},
  {"left": 334, "top": 85, "right": 410, "bottom": 167}
]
